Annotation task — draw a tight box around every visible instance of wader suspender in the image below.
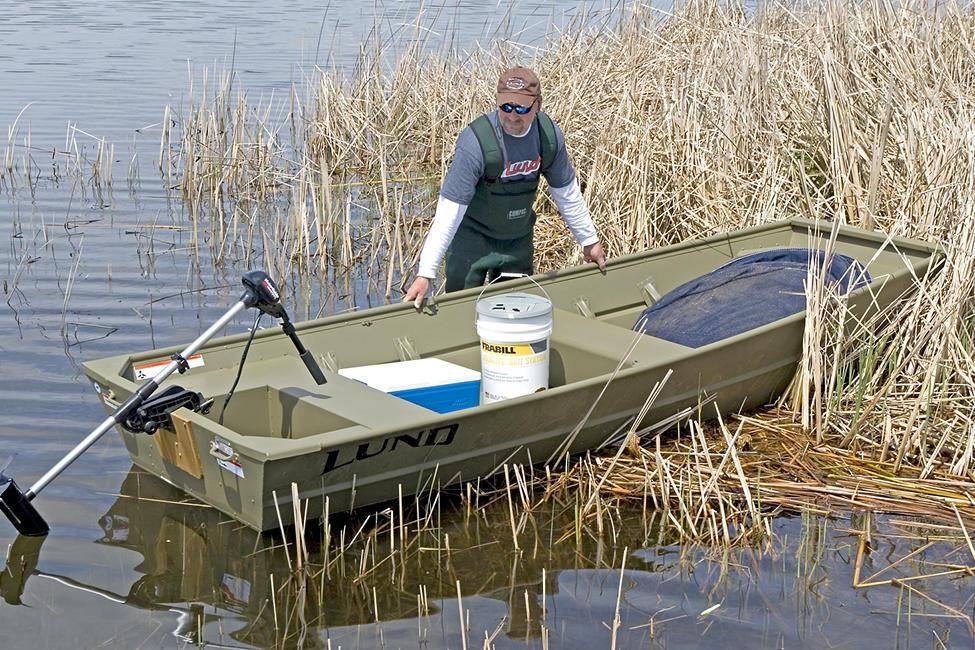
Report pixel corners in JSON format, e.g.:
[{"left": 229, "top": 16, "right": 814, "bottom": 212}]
[{"left": 470, "top": 113, "right": 558, "bottom": 182}]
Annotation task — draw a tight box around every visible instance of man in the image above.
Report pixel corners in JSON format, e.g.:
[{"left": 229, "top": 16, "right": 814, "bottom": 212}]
[{"left": 403, "top": 66, "right": 606, "bottom": 307}]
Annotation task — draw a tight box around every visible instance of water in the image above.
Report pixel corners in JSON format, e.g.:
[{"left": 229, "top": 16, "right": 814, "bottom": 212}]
[{"left": 0, "top": 1, "right": 973, "bottom": 648}]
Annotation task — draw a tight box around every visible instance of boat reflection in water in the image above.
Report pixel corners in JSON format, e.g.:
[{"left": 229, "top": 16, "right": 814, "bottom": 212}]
[{"left": 90, "top": 466, "right": 674, "bottom": 648}]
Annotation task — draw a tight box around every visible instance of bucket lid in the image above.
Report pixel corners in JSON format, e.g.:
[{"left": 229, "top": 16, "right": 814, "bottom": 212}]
[{"left": 476, "top": 292, "right": 552, "bottom": 320}]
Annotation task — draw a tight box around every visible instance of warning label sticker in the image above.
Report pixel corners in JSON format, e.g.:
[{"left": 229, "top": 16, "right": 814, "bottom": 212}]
[
  {"left": 133, "top": 354, "right": 205, "bottom": 380},
  {"left": 212, "top": 437, "right": 244, "bottom": 479}
]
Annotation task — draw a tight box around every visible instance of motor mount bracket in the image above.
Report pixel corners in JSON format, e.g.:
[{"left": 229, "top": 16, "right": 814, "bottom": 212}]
[{"left": 121, "top": 385, "right": 210, "bottom": 435}]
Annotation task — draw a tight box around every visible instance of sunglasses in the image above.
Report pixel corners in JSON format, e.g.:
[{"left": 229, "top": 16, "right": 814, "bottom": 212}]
[{"left": 499, "top": 101, "right": 536, "bottom": 115}]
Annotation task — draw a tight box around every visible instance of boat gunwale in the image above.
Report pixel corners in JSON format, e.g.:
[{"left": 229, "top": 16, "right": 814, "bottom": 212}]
[{"left": 82, "top": 217, "right": 941, "bottom": 373}]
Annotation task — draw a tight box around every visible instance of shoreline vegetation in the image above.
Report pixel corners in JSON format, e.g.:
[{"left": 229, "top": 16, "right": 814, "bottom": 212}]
[
  {"left": 3, "top": 0, "right": 975, "bottom": 640},
  {"left": 151, "top": 0, "right": 975, "bottom": 631},
  {"left": 154, "top": 0, "right": 975, "bottom": 532}
]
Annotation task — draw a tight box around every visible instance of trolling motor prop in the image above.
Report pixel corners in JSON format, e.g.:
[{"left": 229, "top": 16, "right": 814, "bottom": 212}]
[{"left": 0, "top": 271, "right": 326, "bottom": 537}]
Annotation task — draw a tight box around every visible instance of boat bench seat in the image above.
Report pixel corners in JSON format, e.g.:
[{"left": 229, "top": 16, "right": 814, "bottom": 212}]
[
  {"left": 167, "top": 311, "right": 693, "bottom": 435},
  {"left": 248, "top": 361, "right": 436, "bottom": 431},
  {"left": 292, "top": 372, "right": 436, "bottom": 430},
  {"left": 169, "top": 355, "right": 436, "bottom": 437},
  {"left": 550, "top": 308, "right": 691, "bottom": 366}
]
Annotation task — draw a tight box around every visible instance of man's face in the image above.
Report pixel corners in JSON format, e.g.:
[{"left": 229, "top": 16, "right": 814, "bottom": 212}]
[{"left": 497, "top": 97, "right": 539, "bottom": 136}]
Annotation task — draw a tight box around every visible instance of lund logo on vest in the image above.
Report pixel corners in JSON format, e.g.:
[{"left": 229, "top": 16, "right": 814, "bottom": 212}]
[
  {"left": 500, "top": 156, "right": 541, "bottom": 179},
  {"left": 320, "top": 423, "right": 459, "bottom": 475}
]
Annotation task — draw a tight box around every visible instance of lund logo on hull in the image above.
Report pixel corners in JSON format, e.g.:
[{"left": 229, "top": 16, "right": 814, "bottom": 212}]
[{"left": 321, "top": 423, "right": 459, "bottom": 475}]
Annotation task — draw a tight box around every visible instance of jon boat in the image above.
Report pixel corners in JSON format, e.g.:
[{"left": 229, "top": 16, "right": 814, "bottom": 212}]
[{"left": 79, "top": 218, "right": 939, "bottom": 531}]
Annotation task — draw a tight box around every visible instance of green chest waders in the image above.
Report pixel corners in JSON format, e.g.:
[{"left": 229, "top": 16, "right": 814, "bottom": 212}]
[{"left": 445, "top": 113, "right": 558, "bottom": 291}]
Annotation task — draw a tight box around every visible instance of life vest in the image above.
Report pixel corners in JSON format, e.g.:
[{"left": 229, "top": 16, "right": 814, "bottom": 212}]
[{"left": 463, "top": 112, "right": 558, "bottom": 240}]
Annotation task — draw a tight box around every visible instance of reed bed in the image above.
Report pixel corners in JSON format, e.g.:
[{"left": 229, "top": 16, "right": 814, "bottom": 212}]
[
  {"left": 533, "top": 410, "right": 975, "bottom": 543},
  {"left": 155, "top": 0, "right": 975, "bottom": 299},
  {"left": 39, "top": 2, "right": 970, "bottom": 643},
  {"left": 5, "top": 1, "right": 975, "bottom": 644},
  {"left": 159, "top": 0, "right": 975, "bottom": 273},
  {"left": 1, "top": 110, "right": 117, "bottom": 200},
  {"left": 151, "top": 0, "right": 975, "bottom": 535}
]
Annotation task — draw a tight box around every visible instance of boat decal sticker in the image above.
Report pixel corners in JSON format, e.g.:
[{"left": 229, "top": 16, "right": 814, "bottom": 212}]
[
  {"left": 210, "top": 437, "right": 244, "bottom": 478},
  {"left": 321, "top": 423, "right": 459, "bottom": 475},
  {"left": 91, "top": 380, "right": 121, "bottom": 409},
  {"left": 221, "top": 573, "right": 252, "bottom": 606},
  {"left": 133, "top": 354, "right": 205, "bottom": 380}
]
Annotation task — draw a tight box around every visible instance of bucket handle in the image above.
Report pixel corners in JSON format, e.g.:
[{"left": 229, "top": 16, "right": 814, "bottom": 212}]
[{"left": 474, "top": 272, "right": 553, "bottom": 318}]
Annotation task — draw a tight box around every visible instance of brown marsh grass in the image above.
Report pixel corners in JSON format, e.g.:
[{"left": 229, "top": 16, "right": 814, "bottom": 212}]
[
  {"left": 38, "top": 2, "right": 966, "bottom": 643},
  {"left": 160, "top": 0, "right": 975, "bottom": 477},
  {"left": 157, "top": 0, "right": 975, "bottom": 557},
  {"left": 161, "top": 1, "right": 974, "bottom": 268},
  {"left": 2, "top": 113, "right": 115, "bottom": 202},
  {"left": 3, "top": 2, "right": 973, "bottom": 645}
]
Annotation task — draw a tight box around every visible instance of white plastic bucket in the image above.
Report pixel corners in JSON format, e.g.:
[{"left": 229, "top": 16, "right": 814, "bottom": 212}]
[{"left": 476, "top": 292, "right": 553, "bottom": 404}]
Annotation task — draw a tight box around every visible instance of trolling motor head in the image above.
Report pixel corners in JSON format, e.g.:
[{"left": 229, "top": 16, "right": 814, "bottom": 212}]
[
  {"left": 240, "top": 270, "right": 327, "bottom": 385},
  {"left": 241, "top": 270, "right": 286, "bottom": 320}
]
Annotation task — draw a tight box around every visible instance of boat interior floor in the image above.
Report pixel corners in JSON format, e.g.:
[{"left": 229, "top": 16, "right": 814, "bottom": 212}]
[{"left": 176, "top": 306, "right": 693, "bottom": 440}]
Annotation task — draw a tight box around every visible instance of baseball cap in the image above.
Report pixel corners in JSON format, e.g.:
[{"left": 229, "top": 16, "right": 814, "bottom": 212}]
[{"left": 496, "top": 66, "right": 541, "bottom": 105}]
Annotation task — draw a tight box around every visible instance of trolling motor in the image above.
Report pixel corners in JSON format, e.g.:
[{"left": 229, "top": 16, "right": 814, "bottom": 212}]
[{"left": 0, "top": 271, "right": 326, "bottom": 537}]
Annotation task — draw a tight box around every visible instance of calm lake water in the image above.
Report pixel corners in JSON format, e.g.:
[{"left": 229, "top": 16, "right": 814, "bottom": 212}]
[{"left": 1, "top": 1, "right": 973, "bottom": 648}]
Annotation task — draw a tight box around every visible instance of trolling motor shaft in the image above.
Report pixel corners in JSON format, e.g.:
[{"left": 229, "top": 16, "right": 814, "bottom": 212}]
[{"left": 0, "top": 271, "right": 326, "bottom": 537}]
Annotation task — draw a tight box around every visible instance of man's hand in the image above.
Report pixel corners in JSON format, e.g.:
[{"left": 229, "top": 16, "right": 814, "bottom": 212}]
[
  {"left": 583, "top": 241, "right": 607, "bottom": 272},
  {"left": 403, "top": 276, "right": 432, "bottom": 309}
]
